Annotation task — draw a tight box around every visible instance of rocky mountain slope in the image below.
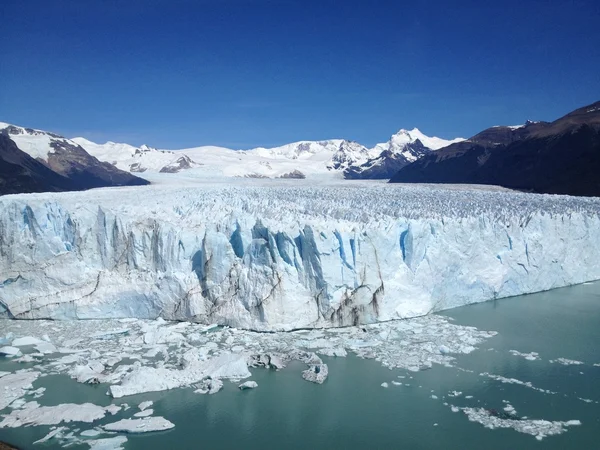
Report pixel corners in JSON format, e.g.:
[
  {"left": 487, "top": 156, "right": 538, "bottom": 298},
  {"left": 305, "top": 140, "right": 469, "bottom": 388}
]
[
  {"left": 0, "top": 123, "right": 149, "bottom": 195},
  {"left": 389, "top": 101, "right": 600, "bottom": 197}
]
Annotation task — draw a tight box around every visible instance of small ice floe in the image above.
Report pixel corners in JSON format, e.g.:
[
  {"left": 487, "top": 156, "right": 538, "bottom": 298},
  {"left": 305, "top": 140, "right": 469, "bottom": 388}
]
[
  {"left": 381, "top": 382, "right": 389, "bottom": 388},
  {"left": 105, "top": 404, "right": 121, "bottom": 416},
  {"left": 138, "top": 401, "right": 153, "bottom": 411},
  {"left": 439, "top": 345, "right": 450, "bottom": 355},
  {"left": 33, "top": 426, "right": 69, "bottom": 444},
  {"left": 134, "top": 409, "right": 154, "bottom": 417},
  {"left": 11, "top": 336, "right": 43, "bottom": 346},
  {"left": 302, "top": 364, "right": 328, "bottom": 384},
  {"left": 87, "top": 435, "right": 128, "bottom": 450},
  {"left": 239, "top": 381, "right": 258, "bottom": 390},
  {"left": 103, "top": 417, "right": 175, "bottom": 433},
  {"left": 35, "top": 341, "right": 58, "bottom": 354},
  {"left": 550, "top": 358, "right": 584, "bottom": 366},
  {"left": 0, "top": 402, "right": 108, "bottom": 428},
  {"left": 0, "top": 346, "right": 22, "bottom": 357},
  {"left": 392, "top": 381, "right": 402, "bottom": 386},
  {"left": 448, "top": 391, "right": 462, "bottom": 397},
  {"left": 480, "top": 372, "right": 556, "bottom": 394},
  {"left": 509, "top": 350, "right": 541, "bottom": 361},
  {"left": 80, "top": 428, "right": 104, "bottom": 437},
  {"left": 457, "top": 406, "right": 581, "bottom": 440},
  {"left": 431, "top": 395, "right": 438, "bottom": 399}
]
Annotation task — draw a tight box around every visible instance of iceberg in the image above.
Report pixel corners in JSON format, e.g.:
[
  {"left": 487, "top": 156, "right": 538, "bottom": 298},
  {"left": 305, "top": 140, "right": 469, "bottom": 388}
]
[{"left": 0, "top": 184, "right": 599, "bottom": 330}]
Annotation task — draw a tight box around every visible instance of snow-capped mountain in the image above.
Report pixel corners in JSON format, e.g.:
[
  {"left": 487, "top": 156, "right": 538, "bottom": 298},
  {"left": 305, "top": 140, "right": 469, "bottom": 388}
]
[
  {"left": 343, "top": 128, "right": 465, "bottom": 179},
  {"left": 72, "top": 137, "right": 202, "bottom": 173},
  {"left": 0, "top": 122, "right": 148, "bottom": 194},
  {"left": 72, "top": 129, "right": 463, "bottom": 181}
]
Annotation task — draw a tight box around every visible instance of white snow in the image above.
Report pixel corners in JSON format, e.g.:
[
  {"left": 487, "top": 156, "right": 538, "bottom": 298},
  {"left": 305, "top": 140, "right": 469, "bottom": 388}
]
[{"left": 102, "top": 416, "right": 175, "bottom": 433}]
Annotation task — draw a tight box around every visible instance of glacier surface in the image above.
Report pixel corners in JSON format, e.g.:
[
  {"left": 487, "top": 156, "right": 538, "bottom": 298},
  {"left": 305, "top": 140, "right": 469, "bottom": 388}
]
[{"left": 1, "top": 183, "right": 599, "bottom": 330}]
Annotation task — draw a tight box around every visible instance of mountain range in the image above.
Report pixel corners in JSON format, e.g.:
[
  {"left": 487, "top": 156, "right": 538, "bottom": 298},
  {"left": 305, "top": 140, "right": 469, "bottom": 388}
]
[
  {"left": 0, "top": 122, "right": 461, "bottom": 196},
  {"left": 2, "top": 100, "right": 599, "bottom": 197},
  {"left": 390, "top": 101, "right": 600, "bottom": 197}
]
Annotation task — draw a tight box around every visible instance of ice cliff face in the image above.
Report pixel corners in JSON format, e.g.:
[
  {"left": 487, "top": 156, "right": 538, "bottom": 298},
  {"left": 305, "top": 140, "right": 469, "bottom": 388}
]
[{"left": 1, "top": 184, "right": 599, "bottom": 331}]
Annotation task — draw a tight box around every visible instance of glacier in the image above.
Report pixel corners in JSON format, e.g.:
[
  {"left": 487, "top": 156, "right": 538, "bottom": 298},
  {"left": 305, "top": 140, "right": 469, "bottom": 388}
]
[{"left": 1, "top": 182, "right": 599, "bottom": 331}]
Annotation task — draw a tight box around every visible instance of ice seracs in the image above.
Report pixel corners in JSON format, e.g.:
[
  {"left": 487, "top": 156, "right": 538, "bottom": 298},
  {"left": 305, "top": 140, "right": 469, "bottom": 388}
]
[{"left": 1, "top": 184, "right": 599, "bottom": 331}]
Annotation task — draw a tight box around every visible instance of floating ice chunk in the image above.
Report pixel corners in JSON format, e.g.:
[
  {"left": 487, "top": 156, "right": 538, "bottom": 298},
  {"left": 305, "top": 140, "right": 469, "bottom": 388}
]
[
  {"left": 87, "top": 436, "right": 128, "bottom": 450},
  {"left": 448, "top": 391, "right": 463, "bottom": 397},
  {"left": 381, "top": 382, "right": 389, "bottom": 388},
  {"left": 392, "top": 381, "right": 402, "bottom": 386},
  {"left": 0, "top": 371, "right": 40, "bottom": 410},
  {"left": 302, "top": 364, "right": 328, "bottom": 384},
  {"left": 33, "top": 426, "right": 68, "bottom": 444},
  {"left": 509, "top": 350, "right": 540, "bottom": 361},
  {"left": 194, "top": 378, "right": 223, "bottom": 395},
  {"left": 105, "top": 404, "right": 121, "bottom": 415},
  {"left": 12, "top": 336, "right": 43, "bottom": 346},
  {"left": 103, "top": 417, "right": 175, "bottom": 433},
  {"left": 0, "top": 371, "right": 9, "bottom": 378},
  {"left": 138, "top": 401, "right": 153, "bottom": 411},
  {"left": 439, "top": 345, "right": 450, "bottom": 355},
  {"left": 35, "top": 341, "right": 58, "bottom": 354},
  {"left": 239, "top": 381, "right": 258, "bottom": 390},
  {"left": 80, "top": 428, "right": 104, "bottom": 437},
  {"left": 459, "top": 407, "right": 581, "bottom": 440},
  {"left": 0, "top": 402, "right": 107, "bottom": 428},
  {"left": 0, "top": 346, "right": 22, "bottom": 357},
  {"left": 134, "top": 409, "right": 154, "bottom": 417}
]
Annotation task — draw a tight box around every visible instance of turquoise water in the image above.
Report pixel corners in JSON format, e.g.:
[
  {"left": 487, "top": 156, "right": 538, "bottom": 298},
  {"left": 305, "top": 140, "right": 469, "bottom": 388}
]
[{"left": 1, "top": 282, "right": 599, "bottom": 449}]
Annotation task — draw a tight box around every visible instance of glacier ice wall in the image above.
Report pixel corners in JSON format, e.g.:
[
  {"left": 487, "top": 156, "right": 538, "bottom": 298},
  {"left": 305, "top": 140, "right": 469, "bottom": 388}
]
[{"left": 1, "top": 184, "right": 599, "bottom": 331}]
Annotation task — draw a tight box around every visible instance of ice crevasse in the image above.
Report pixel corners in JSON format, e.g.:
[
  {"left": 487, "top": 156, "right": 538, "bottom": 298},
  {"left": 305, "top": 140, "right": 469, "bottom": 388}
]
[{"left": 1, "top": 184, "right": 599, "bottom": 331}]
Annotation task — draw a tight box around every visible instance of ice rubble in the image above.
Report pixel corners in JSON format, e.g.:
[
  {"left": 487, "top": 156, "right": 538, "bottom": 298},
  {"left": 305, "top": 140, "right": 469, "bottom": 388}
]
[
  {"left": 1, "top": 184, "right": 599, "bottom": 330},
  {"left": 455, "top": 406, "right": 581, "bottom": 441}
]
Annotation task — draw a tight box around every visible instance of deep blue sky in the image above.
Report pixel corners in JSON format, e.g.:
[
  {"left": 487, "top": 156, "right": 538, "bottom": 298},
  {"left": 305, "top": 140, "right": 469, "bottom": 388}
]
[{"left": 1, "top": 0, "right": 599, "bottom": 149}]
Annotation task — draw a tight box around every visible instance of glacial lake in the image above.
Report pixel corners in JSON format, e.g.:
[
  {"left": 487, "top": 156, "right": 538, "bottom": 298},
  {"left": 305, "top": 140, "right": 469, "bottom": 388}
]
[{"left": 1, "top": 282, "right": 599, "bottom": 449}]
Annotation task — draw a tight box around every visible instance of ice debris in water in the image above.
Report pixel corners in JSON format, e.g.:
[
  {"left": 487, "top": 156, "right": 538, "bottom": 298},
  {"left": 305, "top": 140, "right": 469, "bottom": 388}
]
[
  {"left": 138, "top": 401, "right": 153, "bottom": 411},
  {"left": 0, "top": 314, "right": 495, "bottom": 405},
  {"left": 509, "top": 350, "right": 541, "bottom": 361},
  {"left": 479, "top": 373, "right": 557, "bottom": 394},
  {"left": 550, "top": 358, "right": 584, "bottom": 366},
  {"left": 455, "top": 405, "right": 581, "bottom": 441}
]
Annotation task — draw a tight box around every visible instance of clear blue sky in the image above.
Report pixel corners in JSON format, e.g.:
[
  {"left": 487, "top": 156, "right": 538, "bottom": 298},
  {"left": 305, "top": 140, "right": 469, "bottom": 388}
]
[{"left": 1, "top": 0, "right": 599, "bottom": 149}]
